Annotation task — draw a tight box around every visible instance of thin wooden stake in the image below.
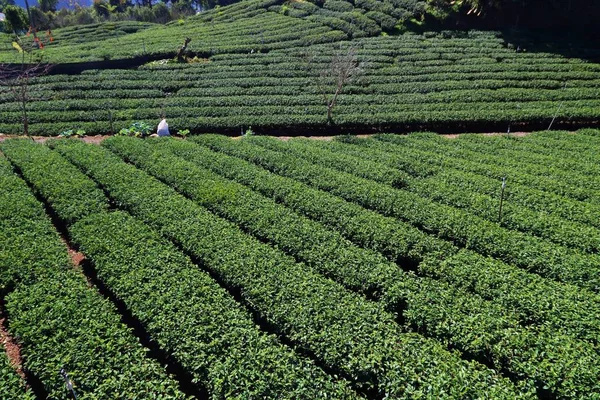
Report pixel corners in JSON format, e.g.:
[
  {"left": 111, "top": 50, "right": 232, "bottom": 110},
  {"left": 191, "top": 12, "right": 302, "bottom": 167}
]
[
  {"left": 498, "top": 177, "right": 506, "bottom": 222},
  {"left": 60, "top": 367, "right": 78, "bottom": 399},
  {"left": 548, "top": 82, "right": 568, "bottom": 131}
]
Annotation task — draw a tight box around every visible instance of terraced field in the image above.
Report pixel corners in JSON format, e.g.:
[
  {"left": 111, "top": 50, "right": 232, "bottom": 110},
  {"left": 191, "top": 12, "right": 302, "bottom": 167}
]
[
  {"left": 1, "top": 0, "right": 599, "bottom": 136},
  {"left": 0, "top": 0, "right": 426, "bottom": 64},
  {"left": 1, "top": 130, "right": 600, "bottom": 398},
  {"left": 3, "top": 30, "right": 600, "bottom": 135}
]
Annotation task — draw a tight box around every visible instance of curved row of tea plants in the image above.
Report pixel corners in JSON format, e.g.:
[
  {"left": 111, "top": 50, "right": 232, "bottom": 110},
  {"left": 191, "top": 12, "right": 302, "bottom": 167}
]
[
  {"left": 0, "top": 150, "right": 186, "bottom": 399},
  {"left": 0, "top": 1, "right": 344, "bottom": 64},
  {"left": 195, "top": 134, "right": 600, "bottom": 292},
  {"left": 51, "top": 21, "right": 157, "bottom": 45},
  {"left": 103, "top": 135, "right": 600, "bottom": 398},
  {"left": 52, "top": 139, "right": 525, "bottom": 399},
  {"left": 4, "top": 139, "right": 357, "bottom": 399},
  {"left": 271, "top": 137, "right": 600, "bottom": 253},
  {"left": 443, "top": 132, "right": 600, "bottom": 195},
  {"left": 267, "top": 0, "right": 424, "bottom": 38},
  {"left": 186, "top": 134, "right": 600, "bottom": 347},
  {"left": 326, "top": 133, "right": 600, "bottom": 230},
  {"left": 375, "top": 133, "right": 600, "bottom": 203},
  {"left": 0, "top": 0, "right": 429, "bottom": 64},
  {"left": 0, "top": 21, "right": 157, "bottom": 63}
]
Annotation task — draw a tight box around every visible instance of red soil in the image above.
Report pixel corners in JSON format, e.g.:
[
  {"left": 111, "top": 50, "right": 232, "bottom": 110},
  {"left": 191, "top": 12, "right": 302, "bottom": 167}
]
[
  {"left": 0, "top": 135, "right": 110, "bottom": 144},
  {"left": 0, "top": 310, "right": 26, "bottom": 381},
  {"left": 69, "top": 248, "right": 86, "bottom": 268},
  {"left": 0, "top": 132, "right": 546, "bottom": 144}
]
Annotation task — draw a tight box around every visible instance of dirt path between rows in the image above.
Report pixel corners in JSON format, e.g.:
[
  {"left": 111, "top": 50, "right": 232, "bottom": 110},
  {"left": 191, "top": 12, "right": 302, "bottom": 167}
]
[
  {"left": 269, "top": 132, "right": 538, "bottom": 140},
  {"left": 0, "top": 135, "right": 111, "bottom": 144},
  {"left": 0, "top": 308, "right": 26, "bottom": 382},
  {"left": 66, "top": 244, "right": 93, "bottom": 288},
  {"left": 0, "top": 132, "right": 541, "bottom": 144}
]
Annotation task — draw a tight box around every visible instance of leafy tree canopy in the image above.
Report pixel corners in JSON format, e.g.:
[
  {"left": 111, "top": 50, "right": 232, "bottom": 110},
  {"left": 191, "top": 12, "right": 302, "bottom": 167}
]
[
  {"left": 3, "top": 4, "right": 28, "bottom": 34},
  {"left": 39, "top": 0, "right": 59, "bottom": 12},
  {"left": 0, "top": 0, "right": 15, "bottom": 13}
]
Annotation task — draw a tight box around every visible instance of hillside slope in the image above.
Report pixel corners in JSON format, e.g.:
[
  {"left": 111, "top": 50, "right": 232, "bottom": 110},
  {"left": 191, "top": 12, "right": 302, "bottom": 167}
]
[
  {"left": 0, "top": 0, "right": 599, "bottom": 135},
  {"left": 1, "top": 0, "right": 423, "bottom": 64}
]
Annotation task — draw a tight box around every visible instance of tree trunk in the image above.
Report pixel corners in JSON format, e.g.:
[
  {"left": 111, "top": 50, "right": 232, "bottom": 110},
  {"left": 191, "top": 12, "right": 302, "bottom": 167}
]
[
  {"left": 177, "top": 38, "right": 192, "bottom": 62},
  {"left": 23, "top": 0, "right": 38, "bottom": 40},
  {"left": 21, "top": 99, "right": 29, "bottom": 138},
  {"left": 20, "top": 81, "right": 29, "bottom": 138}
]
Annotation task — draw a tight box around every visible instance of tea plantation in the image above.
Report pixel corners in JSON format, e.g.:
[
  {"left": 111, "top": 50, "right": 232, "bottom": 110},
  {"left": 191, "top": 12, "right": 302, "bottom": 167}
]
[
  {"left": 0, "top": 130, "right": 600, "bottom": 398},
  {"left": 1, "top": 0, "right": 600, "bottom": 397},
  {"left": 1, "top": 0, "right": 600, "bottom": 135}
]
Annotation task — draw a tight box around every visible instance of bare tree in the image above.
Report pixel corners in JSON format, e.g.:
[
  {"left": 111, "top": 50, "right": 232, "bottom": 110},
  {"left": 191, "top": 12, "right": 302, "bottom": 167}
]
[
  {"left": 22, "top": 0, "right": 39, "bottom": 41},
  {"left": 0, "top": 55, "right": 51, "bottom": 138},
  {"left": 177, "top": 37, "right": 192, "bottom": 62},
  {"left": 314, "top": 46, "right": 363, "bottom": 125}
]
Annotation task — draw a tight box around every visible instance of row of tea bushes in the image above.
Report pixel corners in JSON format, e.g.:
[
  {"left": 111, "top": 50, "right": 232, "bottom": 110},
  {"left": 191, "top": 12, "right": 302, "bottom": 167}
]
[
  {"left": 273, "top": 137, "right": 600, "bottom": 253},
  {"left": 0, "top": 348, "right": 32, "bottom": 399},
  {"left": 0, "top": 147, "right": 186, "bottom": 399},
  {"left": 105, "top": 135, "right": 600, "bottom": 398},
  {"left": 189, "top": 134, "right": 600, "bottom": 347},
  {"left": 436, "top": 132, "right": 600, "bottom": 196},
  {"left": 376, "top": 133, "right": 600, "bottom": 202},
  {"left": 222, "top": 135, "right": 600, "bottom": 293},
  {"left": 52, "top": 139, "right": 525, "bottom": 399},
  {"left": 0, "top": 5, "right": 345, "bottom": 63},
  {"left": 328, "top": 134, "right": 600, "bottom": 229},
  {"left": 6, "top": 139, "right": 359, "bottom": 398}
]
